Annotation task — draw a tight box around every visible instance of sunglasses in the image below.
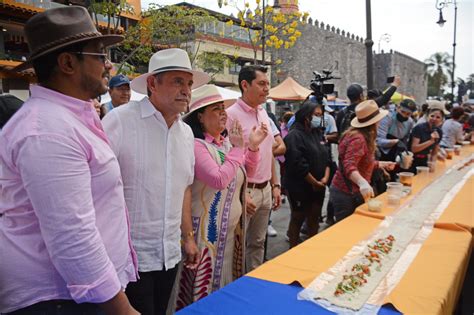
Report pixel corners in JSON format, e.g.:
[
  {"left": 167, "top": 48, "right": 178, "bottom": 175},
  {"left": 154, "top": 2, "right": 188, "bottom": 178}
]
[{"left": 71, "top": 52, "right": 109, "bottom": 64}]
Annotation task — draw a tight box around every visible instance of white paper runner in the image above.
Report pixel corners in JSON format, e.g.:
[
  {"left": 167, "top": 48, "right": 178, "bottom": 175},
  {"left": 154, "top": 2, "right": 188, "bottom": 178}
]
[{"left": 299, "top": 155, "right": 474, "bottom": 312}]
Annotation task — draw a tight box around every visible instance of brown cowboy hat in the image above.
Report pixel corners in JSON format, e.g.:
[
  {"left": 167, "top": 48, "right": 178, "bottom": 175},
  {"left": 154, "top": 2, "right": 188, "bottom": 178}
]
[{"left": 14, "top": 6, "right": 123, "bottom": 72}]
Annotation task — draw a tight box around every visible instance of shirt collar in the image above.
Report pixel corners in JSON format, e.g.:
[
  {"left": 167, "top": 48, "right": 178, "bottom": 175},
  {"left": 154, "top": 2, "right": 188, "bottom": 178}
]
[
  {"left": 140, "top": 97, "right": 158, "bottom": 118},
  {"left": 204, "top": 132, "right": 225, "bottom": 146},
  {"left": 30, "top": 85, "right": 95, "bottom": 115},
  {"left": 140, "top": 97, "right": 180, "bottom": 124},
  {"left": 236, "top": 98, "right": 263, "bottom": 113}
]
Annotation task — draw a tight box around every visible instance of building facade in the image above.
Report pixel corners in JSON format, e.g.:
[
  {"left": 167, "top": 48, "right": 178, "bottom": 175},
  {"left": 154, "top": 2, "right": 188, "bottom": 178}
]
[
  {"left": 270, "top": 0, "right": 428, "bottom": 105},
  {"left": 0, "top": 0, "right": 141, "bottom": 99}
]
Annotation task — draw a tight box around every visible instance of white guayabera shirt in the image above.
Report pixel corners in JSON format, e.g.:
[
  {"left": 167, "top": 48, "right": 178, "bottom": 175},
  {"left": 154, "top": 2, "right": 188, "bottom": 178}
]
[{"left": 103, "top": 97, "right": 195, "bottom": 271}]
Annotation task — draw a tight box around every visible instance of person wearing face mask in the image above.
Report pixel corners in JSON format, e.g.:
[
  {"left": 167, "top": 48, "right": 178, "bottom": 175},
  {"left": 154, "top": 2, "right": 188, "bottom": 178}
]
[
  {"left": 410, "top": 108, "right": 445, "bottom": 172},
  {"left": 283, "top": 102, "right": 330, "bottom": 248},
  {"left": 376, "top": 99, "right": 417, "bottom": 163},
  {"left": 310, "top": 97, "right": 338, "bottom": 141},
  {"left": 310, "top": 98, "right": 338, "bottom": 225}
]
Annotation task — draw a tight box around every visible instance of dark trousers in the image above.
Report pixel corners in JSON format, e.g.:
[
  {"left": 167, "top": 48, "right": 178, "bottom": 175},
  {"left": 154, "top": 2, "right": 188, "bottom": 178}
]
[
  {"left": 7, "top": 300, "right": 104, "bottom": 315},
  {"left": 329, "top": 186, "right": 363, "bottom": 222},
  {"left": 125, "top": 266, "right": 178, "bottom": 315},
  {"left": 287, "top": 192, "right": 324, "bottom": 248}
]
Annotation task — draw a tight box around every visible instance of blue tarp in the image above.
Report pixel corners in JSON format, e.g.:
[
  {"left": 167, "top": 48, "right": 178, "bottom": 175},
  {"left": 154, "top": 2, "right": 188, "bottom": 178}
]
[{"left": 177, "top": 276, "right": 401, "bottom": 315}]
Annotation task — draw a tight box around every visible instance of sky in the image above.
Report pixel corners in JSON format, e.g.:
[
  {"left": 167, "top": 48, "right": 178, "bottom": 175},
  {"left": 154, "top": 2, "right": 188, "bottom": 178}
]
[{"left": 142, "top": 0, "right": 473, "bottom": 81}]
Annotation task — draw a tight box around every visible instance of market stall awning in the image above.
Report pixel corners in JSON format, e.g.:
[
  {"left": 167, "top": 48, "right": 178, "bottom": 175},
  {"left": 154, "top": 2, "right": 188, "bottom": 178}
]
[
  {"left": 269, "top": 77, "right": 312, "bottom": 101},
  {"left": 388, "top": 91, "right": 415, "bottom": 104}
]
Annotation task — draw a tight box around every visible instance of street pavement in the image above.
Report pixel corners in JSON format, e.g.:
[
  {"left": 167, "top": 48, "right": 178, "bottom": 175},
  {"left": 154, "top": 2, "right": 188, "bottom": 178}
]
[{"left": 265, "top": 191, "right": 332, "bottom": 261}]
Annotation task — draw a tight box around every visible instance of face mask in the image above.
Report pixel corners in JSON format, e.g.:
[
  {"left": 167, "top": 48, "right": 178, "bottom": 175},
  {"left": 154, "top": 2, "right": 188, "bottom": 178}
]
[
  {"left": 311, "top": 116, "right": 322, "bottom": 128},
  {"left": 396, "top": 113, "right": 409, "bottom": 122}
]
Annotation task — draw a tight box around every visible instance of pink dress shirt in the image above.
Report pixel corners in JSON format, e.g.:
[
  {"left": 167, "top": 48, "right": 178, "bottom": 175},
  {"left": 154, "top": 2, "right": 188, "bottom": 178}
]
[
  {"left": 194, "top": 133, "right": 260, "bottom": 189},
  {"left": 225, "top": 99, "right": 274, "bottom": 184},
  {"left": 0, "top": 86, "right": 137, "bottom": 313}
]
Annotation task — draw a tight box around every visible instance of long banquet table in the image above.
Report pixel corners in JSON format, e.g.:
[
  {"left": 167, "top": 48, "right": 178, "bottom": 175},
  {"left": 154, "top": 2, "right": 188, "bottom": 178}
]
[{"left": 178, "top": 145, "right": 474, "bottom": 315}]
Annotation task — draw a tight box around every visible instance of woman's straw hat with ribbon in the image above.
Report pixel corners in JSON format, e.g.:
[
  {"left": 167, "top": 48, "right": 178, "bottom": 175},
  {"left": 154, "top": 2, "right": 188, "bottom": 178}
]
[
  {"left": 183, "top": 84, "right": 236, "bottom": 120},
  {"left": 351, "top": 99, "right": 388, "bottom": 128}
]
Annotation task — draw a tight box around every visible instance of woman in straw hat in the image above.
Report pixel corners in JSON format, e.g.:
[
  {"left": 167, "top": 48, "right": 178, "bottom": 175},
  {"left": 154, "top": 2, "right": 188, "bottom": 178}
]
[
  {"left": 175, "top": 85, "right": 268, "bottom": 309},
  {"left": 329, "top": 100, "right": 395, "bottom": 221}
]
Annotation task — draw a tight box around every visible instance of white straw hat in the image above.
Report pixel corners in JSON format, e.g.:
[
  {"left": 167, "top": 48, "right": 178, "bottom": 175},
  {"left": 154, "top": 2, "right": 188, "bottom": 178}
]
[
  {"left": 182, "top": 84, "right": 236, "bottom": 119},
  {"left": 351, "top": 100, "right": 388, "bottom": 128},
  {"left": 131, "top": 48, "right": 211, "bottom": 94}
]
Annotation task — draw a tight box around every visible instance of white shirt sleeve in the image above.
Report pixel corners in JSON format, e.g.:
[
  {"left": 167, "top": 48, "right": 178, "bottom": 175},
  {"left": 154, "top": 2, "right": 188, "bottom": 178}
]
[{"left": 269, "top": 118, "right": 280, "bottom": 136}]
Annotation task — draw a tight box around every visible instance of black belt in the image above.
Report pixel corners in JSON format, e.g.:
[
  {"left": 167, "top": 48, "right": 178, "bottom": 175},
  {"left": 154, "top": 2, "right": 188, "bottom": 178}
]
[
  {"left": 8, "top": 300, "right": 99, "bottom": 314},
  {"left": 247, "top": 181, "right": 269, "bottom": 189}
]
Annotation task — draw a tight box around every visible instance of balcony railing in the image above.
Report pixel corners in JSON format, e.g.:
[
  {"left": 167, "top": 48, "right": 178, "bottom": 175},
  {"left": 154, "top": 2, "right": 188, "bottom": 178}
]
[
  {"left": 13, "top": 0, "right": 65, "bottom": 10},
  {"left": 12, "top": 0, "right": 118, "bottom": 26}
]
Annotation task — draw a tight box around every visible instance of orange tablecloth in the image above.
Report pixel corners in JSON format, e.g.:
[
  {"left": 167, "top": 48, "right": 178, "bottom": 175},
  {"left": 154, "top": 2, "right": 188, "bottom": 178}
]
[
  {"left": 248, "top": 214, "right": 382, "bottom": 287},
  {"left": 248, "top": 214, "right": 472, "bottom": 314},
  {"left": 248, "top": 145, "right": 474, "bottom": 314},
  {"left": 356, "top": 145, "right": 474, "bottom": 233}
]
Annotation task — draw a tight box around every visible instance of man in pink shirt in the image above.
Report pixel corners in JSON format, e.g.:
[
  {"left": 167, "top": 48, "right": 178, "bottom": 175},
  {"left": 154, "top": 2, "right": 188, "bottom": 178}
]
[
  {"left": 0, "top": 7, "right": 138, "bottom": 315},
  {"left": 226, "top": 65, "right": 282, "bottom": 271}
]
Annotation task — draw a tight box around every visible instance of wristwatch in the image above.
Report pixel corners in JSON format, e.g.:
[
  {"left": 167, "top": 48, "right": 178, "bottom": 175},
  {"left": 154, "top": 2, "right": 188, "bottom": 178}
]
[{"left": 271, "top": 183, "right": 281, "bottom": 190}]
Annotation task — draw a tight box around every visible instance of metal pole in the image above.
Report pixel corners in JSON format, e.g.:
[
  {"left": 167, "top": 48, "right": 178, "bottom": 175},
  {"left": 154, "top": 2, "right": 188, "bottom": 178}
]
[
  {"left": 365, "top": 0, "right": 374, "bottom": 89},
  {"left": 261, "top": 0, "right": 266, "bottom": 65},
  {"left": 451, "top": 0, "right": 457, "bottom": 101}
]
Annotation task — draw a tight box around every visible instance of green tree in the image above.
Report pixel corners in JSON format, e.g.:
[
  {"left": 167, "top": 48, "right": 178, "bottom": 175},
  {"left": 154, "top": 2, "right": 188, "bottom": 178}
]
[
  {"left": 88, "top": 0, "right": 135, "bottom": 34},
  {"left": 425, "top": 52, "right": 452, "bottom": 97},
  {"left": 196, "top": 51, "right": 230, "bottom": 80},
  {"left": 466, "top": 73, "right": 474, "bottom": 99},
  {"left": 113, "top": 4, "right": 225, "bottom": 75}
]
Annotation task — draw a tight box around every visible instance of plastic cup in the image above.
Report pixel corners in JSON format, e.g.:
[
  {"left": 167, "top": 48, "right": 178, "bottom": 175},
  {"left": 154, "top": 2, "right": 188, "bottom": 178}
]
[
  {"left": 427, "top": 161, "right": 436, "bottom": 173},
  {"left": 386, "top": 182, "right": 403, "bottom": 206},
  {"left": 416, "top": 166, "right": 430, "bottom": 175},
  {"left": 400, "top": 151, "right": 414, "bottom": 169},
  {"left": 454, "top": 145, "right": 461, "bottom": 155},
  {"left": 398, "top": 172, "right": 414, "bottom": 187},
  {"left": 445, "top": 148, "right": 454, "bottom": 159}
]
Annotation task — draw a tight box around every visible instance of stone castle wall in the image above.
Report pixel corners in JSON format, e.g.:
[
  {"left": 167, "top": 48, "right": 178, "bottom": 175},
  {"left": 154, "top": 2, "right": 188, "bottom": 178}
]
[
  {"left": 271, "top": 19, "right": 427, "bottom": 104},
  {"left": 374, "top": 51, "right": 427, "bottom": 104}
]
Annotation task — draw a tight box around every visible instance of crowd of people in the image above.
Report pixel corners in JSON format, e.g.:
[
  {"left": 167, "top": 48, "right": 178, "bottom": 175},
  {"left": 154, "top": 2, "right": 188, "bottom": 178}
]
[{"left": 1, "top": 6, "right": 474, "bottom": 315}]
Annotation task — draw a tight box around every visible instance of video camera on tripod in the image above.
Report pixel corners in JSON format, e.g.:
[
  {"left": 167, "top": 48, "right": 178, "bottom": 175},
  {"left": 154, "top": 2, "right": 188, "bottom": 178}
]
[
  {"left": 309, "top": 69, "right": 340, "bottom": 105},
  {"left": 303, "top": 69, "right": 340, "bottom": 131}
]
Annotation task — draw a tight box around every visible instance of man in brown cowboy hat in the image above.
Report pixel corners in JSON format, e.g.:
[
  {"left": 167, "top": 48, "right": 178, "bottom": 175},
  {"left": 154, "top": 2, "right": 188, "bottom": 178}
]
[
  {"left": 103, "top": 48, "right": 210, "bottom": 314},
  {"left": 0, "top": 7, "right": 138, "bottom": 315}
]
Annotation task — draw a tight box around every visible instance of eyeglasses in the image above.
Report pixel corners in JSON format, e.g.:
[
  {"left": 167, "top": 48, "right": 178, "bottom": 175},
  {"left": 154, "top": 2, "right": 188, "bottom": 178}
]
[{"left": 71, "top": 52, "right": 109, "bottom": 64}]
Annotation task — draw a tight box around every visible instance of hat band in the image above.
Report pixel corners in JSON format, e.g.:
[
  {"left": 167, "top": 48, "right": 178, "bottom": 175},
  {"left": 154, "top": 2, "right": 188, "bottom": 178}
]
[
  {"left": 153, "top": 65, "right": 192, "bottom": 73},
  {"left": 190, "top": 94, "right": 223, "bottom": 110},
  {"left": 358, "top": 109, "right": 380, "bottom": 123},
  {"left": 31, "top": 31, "right": 102, "bottom": 58}
]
